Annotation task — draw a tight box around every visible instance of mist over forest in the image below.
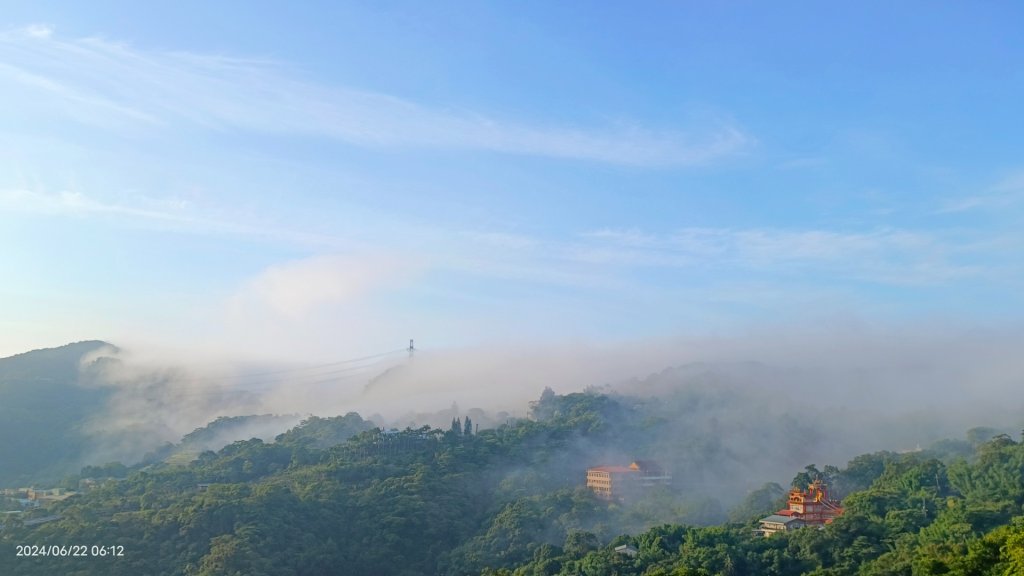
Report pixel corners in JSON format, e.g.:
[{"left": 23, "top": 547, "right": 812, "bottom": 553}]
[
  {"left": 3, "top": 321, "right": 1021, "bottom": 498},
  {"left": 82, "top": 320, "right": 1024, "bottom": 471},
  {"left": 3, "top": 331, "right": 1023, "bottom": 575}
]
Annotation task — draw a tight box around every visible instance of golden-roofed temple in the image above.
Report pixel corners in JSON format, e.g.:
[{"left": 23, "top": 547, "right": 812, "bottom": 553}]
[{"left": 758, "top": 479, "right": 843, "bottom": 536}]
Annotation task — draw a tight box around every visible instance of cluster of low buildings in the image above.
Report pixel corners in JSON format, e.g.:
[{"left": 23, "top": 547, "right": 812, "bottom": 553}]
[
  {"left": 77, "top": 477, "right": 119, "bottom": 493},
  {"left": 2, "top": 487, "right": 76, "bottom": 508}
]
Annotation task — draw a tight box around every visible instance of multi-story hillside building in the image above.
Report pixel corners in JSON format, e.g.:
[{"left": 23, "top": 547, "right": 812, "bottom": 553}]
[{"left": 586, "top": 461, "right": 671, "bottom": 500}]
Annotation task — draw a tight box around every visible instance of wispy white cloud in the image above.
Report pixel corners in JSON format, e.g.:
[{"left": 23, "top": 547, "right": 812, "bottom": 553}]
[
  {"left": 937, "top": 172, "right": 1024, "bottom": 213},
  {"left": 24, "top": 24, "right": 52, "bottom": 39},
  {"left": 229, "top": 254, "right": 411, "bottom": 318},
  {"left": 573, "top": 226, "right": 988, "bottom": 286},
  {"left": 0, "top": 188, "right": 185, "bottom": 221},
  {"left": 0, "top": 26, "right": 750, "bottom": 167},
  {"left": 0, "top": 187, "right": 374, "bottom": 250},
  {"left": 0, "top": 184, "right": 996, "bottom": 291},
  {"left": 994, "top": 173, "right": 1024, "bottom": 193}
]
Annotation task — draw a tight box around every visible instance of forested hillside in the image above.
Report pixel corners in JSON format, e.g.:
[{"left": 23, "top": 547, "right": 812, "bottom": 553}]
[
  {"left": 0, "top": 341, "right": 115, "bottom": 485},
  {"left": 494, "top": 433, "right": 1024, "bottom": 576},
  {"left": 2, "top": 388, "right": 1022, "bottom": 576}
]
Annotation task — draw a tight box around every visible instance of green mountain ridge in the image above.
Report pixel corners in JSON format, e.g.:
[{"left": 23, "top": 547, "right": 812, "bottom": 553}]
[
  {"left": 1, "top": 387, "right": 1022, "bottom": 576},
  {"left": 0, "top": 341, "right": 117, "bottom": 486}
]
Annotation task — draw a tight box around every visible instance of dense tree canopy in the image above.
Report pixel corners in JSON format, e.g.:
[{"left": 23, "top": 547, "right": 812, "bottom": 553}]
[{"left": 2, "top": 388, "right": 1023, "bottom": 576}]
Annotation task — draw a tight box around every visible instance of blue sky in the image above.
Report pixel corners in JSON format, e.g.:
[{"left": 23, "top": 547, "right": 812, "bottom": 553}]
[{"left": 1, "top": 2, "right": 1022, "bottom": 360}]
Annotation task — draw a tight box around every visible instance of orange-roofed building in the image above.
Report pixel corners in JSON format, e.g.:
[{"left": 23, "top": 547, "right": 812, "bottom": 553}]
[
  {"left": 759, "top": 479, "right": 843, "bottom": 536},
  {"left": 586, "top": 461, "right": 671, "bottom": 500}
]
